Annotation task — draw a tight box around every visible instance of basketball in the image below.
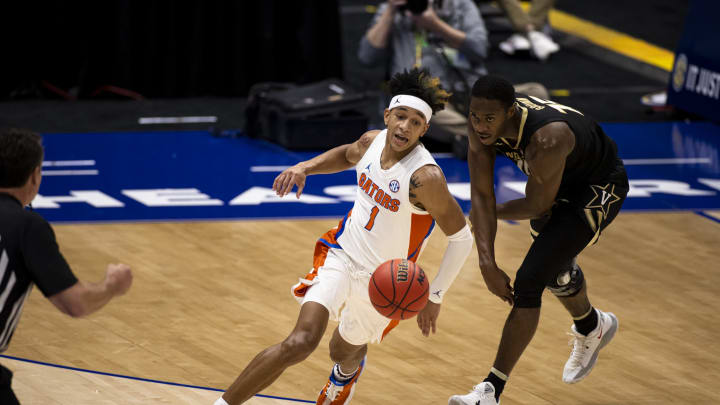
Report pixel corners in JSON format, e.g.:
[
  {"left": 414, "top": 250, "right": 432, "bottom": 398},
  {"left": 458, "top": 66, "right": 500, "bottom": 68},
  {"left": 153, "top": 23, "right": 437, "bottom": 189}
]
[{"left": 369, "top": 258, "right": 429, "bottom": 320}]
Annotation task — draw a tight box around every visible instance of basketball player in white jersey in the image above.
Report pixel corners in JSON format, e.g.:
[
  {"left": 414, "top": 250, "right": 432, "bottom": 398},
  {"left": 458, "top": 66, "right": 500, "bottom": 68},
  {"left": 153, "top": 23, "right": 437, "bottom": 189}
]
[{"left": 214, "top": 68, "right": 473, "bottom": 405}]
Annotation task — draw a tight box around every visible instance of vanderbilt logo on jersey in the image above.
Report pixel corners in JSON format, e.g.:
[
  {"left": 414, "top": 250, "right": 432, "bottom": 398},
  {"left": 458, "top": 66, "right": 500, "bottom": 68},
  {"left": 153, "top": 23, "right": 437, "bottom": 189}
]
[{"left": 585, "top": 183, "right": 622, "bottom": 219}]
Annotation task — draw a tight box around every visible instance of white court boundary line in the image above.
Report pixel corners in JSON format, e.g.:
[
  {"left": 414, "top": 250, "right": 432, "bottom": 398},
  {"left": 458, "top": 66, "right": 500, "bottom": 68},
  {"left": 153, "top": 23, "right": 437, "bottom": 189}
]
[
  {"left": 42, "top": 160, "right": 96, "bottom": 167},
  {"left": 622, "top": 157, "right": 711, "bottom": 165},
  {"left": 42, "top": 170, "right": 99, "bottom": 176}
]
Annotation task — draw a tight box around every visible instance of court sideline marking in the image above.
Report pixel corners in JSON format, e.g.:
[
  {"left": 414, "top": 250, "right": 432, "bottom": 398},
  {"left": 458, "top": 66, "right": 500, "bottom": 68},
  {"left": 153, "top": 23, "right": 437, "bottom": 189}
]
[{"left": 0, "top": 354, "right": 314, "bottom": 404}]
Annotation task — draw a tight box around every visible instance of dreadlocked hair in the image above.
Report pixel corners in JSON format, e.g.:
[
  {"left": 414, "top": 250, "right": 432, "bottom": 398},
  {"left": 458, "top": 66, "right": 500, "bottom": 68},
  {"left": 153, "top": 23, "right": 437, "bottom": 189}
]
[{"left": 384, "top": 67, "right": 451, "bottom": 114}]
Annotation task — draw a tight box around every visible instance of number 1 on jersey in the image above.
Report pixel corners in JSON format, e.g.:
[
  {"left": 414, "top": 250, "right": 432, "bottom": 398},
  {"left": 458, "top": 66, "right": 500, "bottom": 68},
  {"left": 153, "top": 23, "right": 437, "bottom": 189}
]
[{"left": 365, "top": 206, "right": 379, "bottom": 231}]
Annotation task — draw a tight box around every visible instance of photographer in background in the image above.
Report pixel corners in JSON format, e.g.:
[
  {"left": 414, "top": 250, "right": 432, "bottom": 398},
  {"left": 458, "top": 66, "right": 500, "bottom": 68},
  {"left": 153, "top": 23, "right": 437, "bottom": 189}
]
[
  {"left": 359, "top": 0, "right": 489, "bottom": 125},
  {"left": 358, "top": 0, "right": 547, "bottom": 131}
]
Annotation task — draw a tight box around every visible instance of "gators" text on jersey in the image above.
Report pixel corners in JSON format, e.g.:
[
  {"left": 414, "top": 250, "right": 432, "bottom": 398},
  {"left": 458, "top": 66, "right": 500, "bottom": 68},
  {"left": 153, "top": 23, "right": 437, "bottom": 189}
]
[{"left": 358, "top": 173, "right": 400, "bottom": 212}]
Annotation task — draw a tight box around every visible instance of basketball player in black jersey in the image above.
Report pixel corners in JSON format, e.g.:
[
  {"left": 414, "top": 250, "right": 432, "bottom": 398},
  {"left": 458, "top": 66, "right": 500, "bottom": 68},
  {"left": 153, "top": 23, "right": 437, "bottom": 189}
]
[{"left": 449, "top": 76, "right": 629, "bottom": 405}]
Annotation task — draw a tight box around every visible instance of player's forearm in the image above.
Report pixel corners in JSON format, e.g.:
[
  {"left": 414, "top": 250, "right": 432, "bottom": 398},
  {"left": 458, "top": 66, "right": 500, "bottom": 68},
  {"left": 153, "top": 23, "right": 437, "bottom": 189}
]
[
  {"left": 470, "top": 194, "right": 498, "bottom": 271},
  {"left": 366, "top": 5, "right": 395, "bottom": 48},
  {"left": 496, "top": 197, "right": 545, "bottom": 220},
  {"left": 428, "top": 224, "right": 472, "bottom": 303},
  {"left": 298, "top": 144, "right": 353, "bottom": 176}
]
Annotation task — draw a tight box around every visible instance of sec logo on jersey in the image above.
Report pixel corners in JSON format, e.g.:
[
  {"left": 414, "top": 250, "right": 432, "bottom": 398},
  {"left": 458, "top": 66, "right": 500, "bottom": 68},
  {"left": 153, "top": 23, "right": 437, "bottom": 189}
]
[{"left": 389, "top": 180, "right": 400, "bottom": 193}]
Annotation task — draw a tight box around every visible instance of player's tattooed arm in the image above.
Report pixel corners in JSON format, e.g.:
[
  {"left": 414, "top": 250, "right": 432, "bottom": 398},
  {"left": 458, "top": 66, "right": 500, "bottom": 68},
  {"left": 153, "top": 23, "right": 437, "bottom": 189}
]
[
  {"left": 410, "top": 165, "right": 466, "bottom": 236},
  {"left": 409, "top": 171, "right": 426, "bottom": 210}
]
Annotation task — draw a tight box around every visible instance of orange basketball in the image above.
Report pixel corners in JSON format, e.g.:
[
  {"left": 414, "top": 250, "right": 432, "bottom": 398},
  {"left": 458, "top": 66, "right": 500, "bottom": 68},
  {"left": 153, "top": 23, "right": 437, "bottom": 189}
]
[{"left": 369, "top": 258, "right": 429, "bottom": 320}]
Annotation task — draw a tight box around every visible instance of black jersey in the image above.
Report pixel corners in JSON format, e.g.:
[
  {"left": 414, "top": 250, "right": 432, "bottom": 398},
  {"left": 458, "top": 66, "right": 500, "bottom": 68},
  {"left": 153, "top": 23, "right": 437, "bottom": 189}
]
[
  {"left": 492, "top": 95, "right": 621, "bottom": 189},
  {"left": 0, "top": 193, "right": 77, "bottom": 352}
]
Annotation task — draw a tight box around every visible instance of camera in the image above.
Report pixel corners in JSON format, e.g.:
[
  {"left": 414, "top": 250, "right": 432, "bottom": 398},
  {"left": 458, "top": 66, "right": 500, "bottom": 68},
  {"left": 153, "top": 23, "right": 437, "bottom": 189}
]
[{"left": 398, "top": 0, "right": 429, "bottom": 15}]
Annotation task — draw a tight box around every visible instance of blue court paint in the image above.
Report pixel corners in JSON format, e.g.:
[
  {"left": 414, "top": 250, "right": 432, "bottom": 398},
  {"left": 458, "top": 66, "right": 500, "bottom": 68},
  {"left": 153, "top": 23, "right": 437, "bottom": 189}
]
[
  {"left": 694, "top": 211, "right": 720, "bottom": 224},
  {"left": 33, "top": 122, "right": 720, "bottom": 223},
  {"left": 0, "top": 354, "right": 315, "bottom": 403}
]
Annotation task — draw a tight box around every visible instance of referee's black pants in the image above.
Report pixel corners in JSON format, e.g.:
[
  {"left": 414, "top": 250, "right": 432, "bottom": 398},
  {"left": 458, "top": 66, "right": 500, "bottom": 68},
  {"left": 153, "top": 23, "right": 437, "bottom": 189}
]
[{"left": 0, "top": 363, "right": 20, "bottom": 405}]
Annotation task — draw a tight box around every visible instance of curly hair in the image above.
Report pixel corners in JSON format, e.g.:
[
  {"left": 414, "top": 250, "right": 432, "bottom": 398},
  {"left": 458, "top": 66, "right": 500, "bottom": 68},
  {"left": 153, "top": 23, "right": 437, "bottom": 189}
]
[
  {"left": 0, "top": 128, "right": 43, "bottom": 188},
  {"left": 384, "top": 67, "right": 451, "bottom": 114}
]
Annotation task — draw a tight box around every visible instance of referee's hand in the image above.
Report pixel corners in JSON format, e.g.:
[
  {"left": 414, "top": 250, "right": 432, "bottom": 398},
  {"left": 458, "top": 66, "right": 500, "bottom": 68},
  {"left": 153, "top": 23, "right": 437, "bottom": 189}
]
[{"left": 105, "top": 263, "right": 133, "bottom": 296}]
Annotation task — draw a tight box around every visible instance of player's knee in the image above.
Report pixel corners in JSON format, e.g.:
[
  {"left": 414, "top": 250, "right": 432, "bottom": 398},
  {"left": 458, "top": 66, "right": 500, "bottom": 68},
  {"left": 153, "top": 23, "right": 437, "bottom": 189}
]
[
  {"left": 281, "top": 331, "right": 322, "bottom": 362},
  {"left": 513, "top": 273, "right": 544, "bottom": 308},
  {"left": 546, "top": 264, "right": 585, "bottom": 297},
  {"left": 513, "top": 293, "right": 542, "bottom": 308}
]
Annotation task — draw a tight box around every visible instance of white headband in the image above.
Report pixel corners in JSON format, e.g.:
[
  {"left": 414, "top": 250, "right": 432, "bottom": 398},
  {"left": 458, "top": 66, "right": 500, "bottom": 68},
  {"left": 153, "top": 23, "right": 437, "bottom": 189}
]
[{"left": 389, "top": 95, "right": 432, "bottom": 123}]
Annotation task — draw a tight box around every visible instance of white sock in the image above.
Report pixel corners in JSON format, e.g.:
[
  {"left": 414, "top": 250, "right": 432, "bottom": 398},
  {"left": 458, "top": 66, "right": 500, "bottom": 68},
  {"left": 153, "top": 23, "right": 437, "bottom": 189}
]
[
  {"left": 334, "top": 364, "right": 358, "bottom": 381},
  {"left": 214, "top": 397, "right": 229, "bottom": 405}
]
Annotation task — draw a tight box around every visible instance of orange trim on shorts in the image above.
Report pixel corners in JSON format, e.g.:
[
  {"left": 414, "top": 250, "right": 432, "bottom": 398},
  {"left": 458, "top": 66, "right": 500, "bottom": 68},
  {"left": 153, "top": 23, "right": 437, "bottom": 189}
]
[
  {"left": 381, "top": 319, "right": 400, "bottom": 341},
  {"left": 292, "top": 215, "right": 349, "bottom": 299}
]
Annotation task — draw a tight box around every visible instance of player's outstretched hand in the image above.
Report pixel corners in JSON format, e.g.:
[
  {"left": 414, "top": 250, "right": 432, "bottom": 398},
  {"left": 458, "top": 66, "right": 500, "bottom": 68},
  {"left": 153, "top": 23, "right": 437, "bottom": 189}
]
[
  {"left": 481, "top": 266, "right": 514, "bottom": 306},
  {"left": 417, "top": 301, "right": 441, "bottom": 337},
  {"left": 105, "top": 263, "right": 133, "bottom": 296},
  {"left": 273, "top": 165, "right": 306, "bottom": 199}
]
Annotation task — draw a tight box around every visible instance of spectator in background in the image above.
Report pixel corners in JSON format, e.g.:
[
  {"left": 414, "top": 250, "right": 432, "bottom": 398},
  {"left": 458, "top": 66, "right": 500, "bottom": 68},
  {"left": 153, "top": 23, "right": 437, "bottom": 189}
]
[
  {"left": 358, "top": 0, "right": 548, "bottom": 129},
  {"left": 496, "top": 0, "right": 560, "bottom": 61}
]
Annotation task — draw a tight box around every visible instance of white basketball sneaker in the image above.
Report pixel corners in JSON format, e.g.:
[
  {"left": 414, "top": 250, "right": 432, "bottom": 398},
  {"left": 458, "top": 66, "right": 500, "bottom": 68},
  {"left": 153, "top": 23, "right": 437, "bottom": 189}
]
[
  {"left": 448, "top": 382, "right": 499, "bottom": 405},
  {"left": 317, "top": 356, "right": 366, "bottom": 405},
  {"left": 528, "top": 30, "right": 560, "bottom": 61},
  {"left": 563, "top": 309, "right": 618, "bottom": 384},
  {"left": 498, "top": 34, "right": 531, "bottom": 55}
]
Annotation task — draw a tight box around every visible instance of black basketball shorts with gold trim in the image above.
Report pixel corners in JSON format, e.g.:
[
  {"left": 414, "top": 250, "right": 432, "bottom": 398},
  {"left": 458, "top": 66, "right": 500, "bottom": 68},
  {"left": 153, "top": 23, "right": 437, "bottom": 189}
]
[{"left": 531, "top": 159, "right": 629, "bottom": 245}]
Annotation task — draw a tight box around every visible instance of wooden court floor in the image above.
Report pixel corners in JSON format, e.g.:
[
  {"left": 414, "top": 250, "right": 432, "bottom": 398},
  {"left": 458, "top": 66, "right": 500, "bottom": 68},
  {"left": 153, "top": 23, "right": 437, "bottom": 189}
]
[{"left": 4, "top": 211, "right": 720, "bottom": 404}]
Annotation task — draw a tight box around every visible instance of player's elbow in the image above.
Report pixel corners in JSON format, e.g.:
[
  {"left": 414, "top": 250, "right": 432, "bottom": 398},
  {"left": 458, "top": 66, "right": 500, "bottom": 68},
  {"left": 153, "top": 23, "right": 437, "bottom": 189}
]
[{"left": 530, "top": 199, "right": 553, "bottom": 218}]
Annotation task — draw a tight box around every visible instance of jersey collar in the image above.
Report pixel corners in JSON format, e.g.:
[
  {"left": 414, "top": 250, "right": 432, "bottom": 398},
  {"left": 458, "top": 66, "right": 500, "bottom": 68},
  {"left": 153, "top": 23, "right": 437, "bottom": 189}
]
[{"left": 497, "top": 104, "right": 528, "bottom": 150}]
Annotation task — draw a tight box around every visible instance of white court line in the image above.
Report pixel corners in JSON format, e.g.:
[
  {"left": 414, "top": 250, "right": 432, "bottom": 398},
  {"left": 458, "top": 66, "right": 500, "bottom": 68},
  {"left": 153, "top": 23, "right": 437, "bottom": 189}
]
[
  {"left": 250, "top": 166, "right": 293, "bottom": 172},
  {"left": 251, "top": 166, "right": 354, "bottom": 172},
  {"left": 4, "top": 356, "right": 305, "bottom": 404},
  {"left": 251, "top": 153, "right": 455, "bottom": 173},
  {"left": 622, "top": 158, "right": 711, "bottom": 165},
  {"left": 42, "top": 160, "right": 96, "bottom": 167},
  {"left": 139, "top": 116, "right": 218, "bottom": 124},
  {"left": 42, "top": 170, "right": 99, "bottom": 176}
]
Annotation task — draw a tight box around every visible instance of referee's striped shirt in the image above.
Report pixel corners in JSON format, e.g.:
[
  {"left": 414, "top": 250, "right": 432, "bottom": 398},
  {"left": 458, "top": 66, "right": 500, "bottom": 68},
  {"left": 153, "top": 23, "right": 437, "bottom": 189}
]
[{"left": 0, "top": 193, "right": 77, "bottom": 352}]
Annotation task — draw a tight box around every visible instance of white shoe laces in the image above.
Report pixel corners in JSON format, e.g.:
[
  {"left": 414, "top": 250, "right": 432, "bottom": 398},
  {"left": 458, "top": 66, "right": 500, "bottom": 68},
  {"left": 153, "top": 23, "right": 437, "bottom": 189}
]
[
  {"left": 325, "top": 382, "right": 343, "bottom": 401},
  {"left": 471, "top": 384, "right": 495, "bottom": 400},
  {"left": 567, "top": 332, "right": 591, "bottom": 367}
]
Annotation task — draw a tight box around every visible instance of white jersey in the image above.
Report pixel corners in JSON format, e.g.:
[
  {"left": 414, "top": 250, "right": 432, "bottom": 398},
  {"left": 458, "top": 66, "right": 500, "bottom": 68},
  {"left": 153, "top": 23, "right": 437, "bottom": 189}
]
[{"left": 332, "top": 129, "right": 439, "bottom": 272}]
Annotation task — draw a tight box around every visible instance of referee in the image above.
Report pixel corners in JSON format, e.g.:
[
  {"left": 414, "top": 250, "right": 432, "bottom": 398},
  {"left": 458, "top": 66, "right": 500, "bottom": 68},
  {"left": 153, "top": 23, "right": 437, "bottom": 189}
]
[{"left": 0, "top": 128, "right": 133, "bottom": 404}]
